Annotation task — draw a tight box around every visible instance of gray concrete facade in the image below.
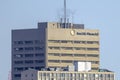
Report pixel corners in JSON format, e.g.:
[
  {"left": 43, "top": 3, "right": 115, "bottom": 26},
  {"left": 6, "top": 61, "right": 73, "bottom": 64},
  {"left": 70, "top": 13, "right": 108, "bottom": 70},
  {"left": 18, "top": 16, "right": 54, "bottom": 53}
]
[{"left": 12, "top": 27, "right": 47, "bottom": 80}]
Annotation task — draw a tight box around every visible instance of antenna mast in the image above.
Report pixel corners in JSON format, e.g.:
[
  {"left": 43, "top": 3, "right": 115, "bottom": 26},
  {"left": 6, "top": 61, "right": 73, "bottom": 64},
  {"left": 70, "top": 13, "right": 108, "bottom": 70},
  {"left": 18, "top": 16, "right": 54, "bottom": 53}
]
[{"left": 64, "top": 0, "right": 67, "bottom": 28}]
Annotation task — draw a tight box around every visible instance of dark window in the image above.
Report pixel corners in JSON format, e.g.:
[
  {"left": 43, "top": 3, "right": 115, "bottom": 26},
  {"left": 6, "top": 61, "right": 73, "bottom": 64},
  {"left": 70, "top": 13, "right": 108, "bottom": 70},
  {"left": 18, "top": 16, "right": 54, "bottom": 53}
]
[
  {"left": 14, "top": 54, "right": 23, "bottom": 58},
  {"left": 25, "top": 54, "right": 34, "bottom": 57},
  {"left": 48, "top": 40, "right": 60, "bottom": 43},
  {"left": 49, "top": 47, "right": 60, "bottom": 50},
  {"left": 87, "top": 54, "right": 99, "bottom": 57},
  {"left": 48, "top": 53, "right": 60, "bottom": 56},
  {"left": 25, "top": 67, "right": 28, "bottom": 70},
  {"left": 25, "top": 47, "right": 34, "bottom": 51},
  {"left": 61, "top": 47, "right": 73, "bottom": 50},
  {"left": 35, "top": 67, "right": 41, "bottom": 70},
  {"left": 25, "top": 41, "right": 33, "bottom": 44},
  {"left": 14, "top": 61, "right": 23, "bottom": 64},
  {"left": 14, "top": 74, "right": 21, "bottom": 78},
  {"left": 35, "top": 60, "right": 44, "bottom": 63},
  {"left": 61, "top": 54, "right": 73, "bottom": 56},
  {"left": 74, "top": 47, "right": 86, "bottom": 50},
  {"left": 25, "top": 60, "right": 33, "bottom": 64},
  {"left": 18, "top": 41, "right": 23, "bottom": 44},
  {"left": 35, "top": 53, "right": 44, "bottom": 57},
  {"left": 14, "top": 41, "right": 23, "bottom": 45},
  {"left": 61, "top": 60, "right": 72, "bottom": 63},
  {"left": 87, "top": 48, "right": 99, "bottom": 51},
  {"left": 14, "top": 67, "right": 23, "bottom": 71},
  {"left": 48, "top": 60, "right": 60, "bottom": 63},
  {"left": 74, "top": 54, "right": 85, "bottom": 57},
  {"left": 14, "top": 47, "right": 24, "bottom": 51},
  {"left": 35, "top": 47, "right": 44, "bottom": 50},
  {"left": 87, "top": 41, "right": 99, "bottom": 44},
  {"left": 61, "top": 40, "right": 67, "bottom": 43}
]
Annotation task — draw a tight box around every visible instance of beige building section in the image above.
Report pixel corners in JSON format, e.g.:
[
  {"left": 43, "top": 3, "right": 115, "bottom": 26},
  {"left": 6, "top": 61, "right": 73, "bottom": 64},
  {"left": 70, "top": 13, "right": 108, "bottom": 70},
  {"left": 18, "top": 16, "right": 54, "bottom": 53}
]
[{"left": 45, "top": 22, "right": 99, "bottom": 72}]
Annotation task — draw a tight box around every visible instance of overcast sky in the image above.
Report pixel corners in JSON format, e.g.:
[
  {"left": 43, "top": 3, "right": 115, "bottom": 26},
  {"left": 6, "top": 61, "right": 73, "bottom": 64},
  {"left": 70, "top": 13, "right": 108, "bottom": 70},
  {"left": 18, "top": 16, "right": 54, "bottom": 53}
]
[{"left": 0, "top": 0, "right": 120, "bottom": 80}]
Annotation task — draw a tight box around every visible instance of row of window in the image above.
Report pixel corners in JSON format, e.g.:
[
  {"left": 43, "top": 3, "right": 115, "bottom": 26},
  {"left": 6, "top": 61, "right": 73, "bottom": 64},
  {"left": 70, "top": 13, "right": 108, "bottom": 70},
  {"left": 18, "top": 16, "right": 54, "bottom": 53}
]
[
  {"left": 48, "top": 47, "right": 99, "bottom": 51},
  {"left": 14, "top": 47, "right": 44, "bottom": 51},
  {"left": 48, "top": 40, "right": 99, "bottom": 44},
  {"left": 14, "top": 60, "right": 44, "bottom": 64},
  {"left": 48, "top": 60, "right": 99, "bottom": 64},
  {"left": 48, "top": 53, "right": 99, "bottom": 57},
  {"left": 14, "top": 40, "right": 44, "bottom": 45},
  {"left": 14, "top": 66, "right": 44, "bottom": 72},
  {"left": 38, "top": 73, "right": 114, "bottom": 80},
  {"left": 14, "top": 53, "right": 44, "bottom": 58}
]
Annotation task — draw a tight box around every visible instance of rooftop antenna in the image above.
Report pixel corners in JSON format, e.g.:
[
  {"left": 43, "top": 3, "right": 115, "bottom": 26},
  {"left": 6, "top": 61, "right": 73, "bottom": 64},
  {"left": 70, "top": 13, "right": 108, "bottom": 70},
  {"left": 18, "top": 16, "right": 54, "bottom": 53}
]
[{"left": 64, "top": 0, "right": 67, "bottom": 28}]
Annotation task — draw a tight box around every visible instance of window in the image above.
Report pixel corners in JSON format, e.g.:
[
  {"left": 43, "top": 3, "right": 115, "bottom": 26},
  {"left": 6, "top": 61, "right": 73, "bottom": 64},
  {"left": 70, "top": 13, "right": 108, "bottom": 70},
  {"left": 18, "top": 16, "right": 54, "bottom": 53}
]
[
  {"left": 14, "top": 47, "right": 24, "bottom": 51},
  {"left": 48, "top": 40, "right": 60, "bottom": 43},
  {"left": 91, "top": 61, "right": 99, "bottom": 64},
  {"left": 61, "top": 54, "right": 73, "bottom": 56},
  {"left": 74, "top": 47, "right": 86, "bottom": 50},
  {"left": 25, "top": 54, "right": 34, "bottom": 57},
  {"left": 48, "top": 60, "right": 60, "bottom": 63},
  {"left": 35, "top": 60, "right": 44, "bottom": 63},
  {"left": 14, "top": 61, "right": 23, "bottom": 64},
  {"left": 14, "top": 41, "right": 23, "bottom": 45},
  {"left": 87, "top": 54, "right": 99, "bottom": 57},
  {"left": 87, "top": 41, "right": 99, "bottom": 44},
  {"left": 49, "top": 47, "right": 60, "bottom": 50},
  {"left": 61, "top": 47, "right": 73, "bottom": 50},
  {"left": 14, "top": 67, "right": 23, "bottom": 71},
  {"left": 25, "top": 60, "right": 33, "bottom": 64},
  {"left": 35, "top": 53, "right": 44, "bottom": 57},
  {"left": 14, "top": 74, "right": 21, "bottom": 78},
  {"left": 35, "top": 47, "right": 44, "bottom": 50},
  {"left": 25, "top": 67, "right": 28, "bottom": 70},
  {"left": 74, "top": 54, "right": 85, "bottom": 57},
  {"left": 25, "top": 47, "right": 34, "bottom": 51},
  {"left": 61, "top": 60, "right": 72, "bottom": 63},
  {"left": 74, "top": 41, "right": 86, "bottom": 44},
  {"left": 14, "top": 54, "right": 23, "bottom": 58},
  {"left": 61, "top": 40, "right": 67, "bottom": 43},
  {"left": 24, "top": 41, "right": 33, "bottom": 44},
  {"left": 35, "top": 67, "right": 41, "bottom": 70},
  {"left": 87, "top": 48, "right": 99, "bottom": 51},
  {"left": 48, "top": 53, "right": 60, "bottom": 56}
]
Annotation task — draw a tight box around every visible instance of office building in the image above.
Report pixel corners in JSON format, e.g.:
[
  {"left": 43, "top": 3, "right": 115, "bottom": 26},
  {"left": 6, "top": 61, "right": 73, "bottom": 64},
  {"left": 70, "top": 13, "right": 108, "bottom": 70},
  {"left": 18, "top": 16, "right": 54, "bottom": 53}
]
[{"left": 12, "top": 22, "right": 100, "bottom": 80}]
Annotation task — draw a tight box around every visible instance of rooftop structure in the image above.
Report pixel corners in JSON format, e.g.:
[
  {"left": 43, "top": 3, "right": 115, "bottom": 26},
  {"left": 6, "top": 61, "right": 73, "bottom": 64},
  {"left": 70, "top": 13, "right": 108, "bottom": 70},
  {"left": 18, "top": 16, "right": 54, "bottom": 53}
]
[{"left": 21, "top": 69, "right": 115, "bottom": 80}]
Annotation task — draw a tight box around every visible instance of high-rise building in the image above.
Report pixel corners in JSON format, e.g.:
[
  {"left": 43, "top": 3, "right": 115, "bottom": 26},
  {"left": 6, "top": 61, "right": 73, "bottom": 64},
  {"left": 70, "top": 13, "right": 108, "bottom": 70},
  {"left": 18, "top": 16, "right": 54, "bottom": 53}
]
[{"left": 12, "top": 22, "right": 100, "bottom": 80}]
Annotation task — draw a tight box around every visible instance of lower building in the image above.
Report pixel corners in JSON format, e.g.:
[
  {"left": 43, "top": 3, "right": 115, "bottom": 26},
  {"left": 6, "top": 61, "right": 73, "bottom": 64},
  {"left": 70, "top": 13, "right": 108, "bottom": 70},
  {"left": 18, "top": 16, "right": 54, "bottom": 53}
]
[{"left": 21, "top": 69, "right": 115, "bottom": 80}]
